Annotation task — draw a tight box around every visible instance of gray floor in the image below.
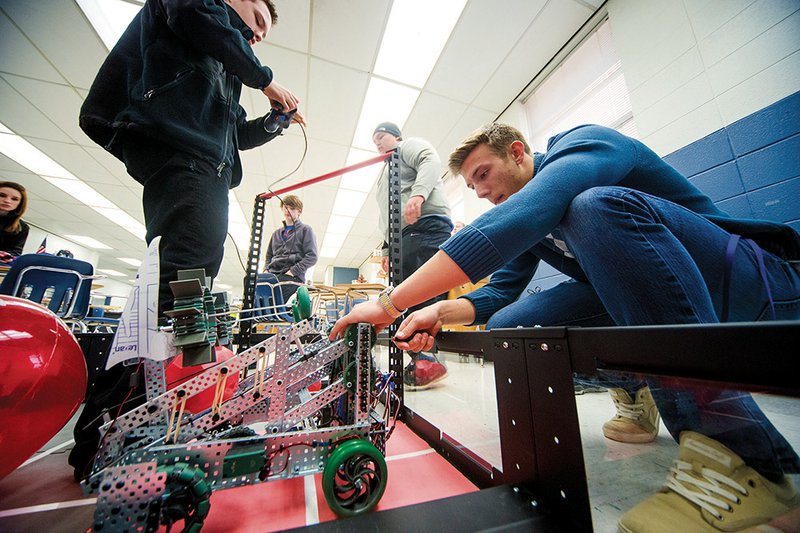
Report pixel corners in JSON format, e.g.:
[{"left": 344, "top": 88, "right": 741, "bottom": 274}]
[{"left": 378, "top": 346, "right": 800, "bottom": 532}]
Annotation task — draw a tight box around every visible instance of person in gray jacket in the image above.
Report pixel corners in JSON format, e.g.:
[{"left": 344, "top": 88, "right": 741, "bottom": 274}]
[
  {"left": 373, "top": 122, "right": 453, "bottom": 389},
  {"left": 264, "top": 194, "right": 318, "bottom": 301}
]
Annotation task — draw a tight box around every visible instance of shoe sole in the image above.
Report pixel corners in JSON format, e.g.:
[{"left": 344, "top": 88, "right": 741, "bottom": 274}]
[
  {"left": 602, "top": 428, "right": 657, "bottom": 444},
  {"left": 405, "top": 373, "right": 448, "bottom": 391},
  {"left": 575, "top": 387, "right": 606, "bottom": 395}
]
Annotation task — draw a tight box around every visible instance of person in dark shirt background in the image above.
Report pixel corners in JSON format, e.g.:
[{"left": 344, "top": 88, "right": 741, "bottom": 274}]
[{"left": 0, "top": 181, "right": 29, "bottom": 263}]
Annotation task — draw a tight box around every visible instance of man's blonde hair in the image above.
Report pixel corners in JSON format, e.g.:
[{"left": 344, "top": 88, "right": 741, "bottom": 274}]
[
  {"left": 280, "top": 194, "right": 302, "bottom": 211},
  {"left": 448, "top": 123, "right": 532, "bottom": 176}
]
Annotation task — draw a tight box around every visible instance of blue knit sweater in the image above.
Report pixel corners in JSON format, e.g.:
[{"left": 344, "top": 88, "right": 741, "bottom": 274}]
[{"left": 440, "top": 125, "right": 800, "bottom": 325}]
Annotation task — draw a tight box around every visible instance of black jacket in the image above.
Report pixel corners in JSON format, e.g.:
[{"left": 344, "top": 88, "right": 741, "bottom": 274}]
[
  {"left": 0, "top": 217, "right": 29, "bottom": 256},
  {"left": 79, "top": 0, "right": 281, "bottom": 187}
]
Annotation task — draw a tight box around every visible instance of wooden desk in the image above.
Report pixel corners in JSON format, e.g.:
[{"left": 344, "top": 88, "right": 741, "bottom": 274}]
[
  {"left": 333, "top": 283, "right": 386, "bottom": 293},
  {"left": 308, "top": 284, "right": 347, "bottom": 298},
  {"left": 335, "top": 283, "right": 386, "bottom": 301}
]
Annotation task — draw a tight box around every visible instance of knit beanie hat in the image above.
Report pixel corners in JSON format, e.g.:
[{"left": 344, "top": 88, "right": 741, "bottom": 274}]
[{"left": 373, "top": 122, "right": 402, "bottom": 138}]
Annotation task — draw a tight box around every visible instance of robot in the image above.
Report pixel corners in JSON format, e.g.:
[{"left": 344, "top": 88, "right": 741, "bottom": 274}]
[{"left": 82, "top": 270, "right": 396, "bottom": 532}]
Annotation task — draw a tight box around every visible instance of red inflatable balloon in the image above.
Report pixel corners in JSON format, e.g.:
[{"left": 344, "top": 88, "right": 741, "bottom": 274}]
[
  {"left": 165, "top": 346, "right": 239, "bottom": 413},
  {"left": 0, "top": 295, "right": 87, "bottom": 480}
]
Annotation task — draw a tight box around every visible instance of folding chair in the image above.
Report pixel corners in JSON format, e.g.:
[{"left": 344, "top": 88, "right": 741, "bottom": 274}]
[
  {"left": 252, "top": 273, "right": 296, "bottom": 322},
  {"left": 0, "top": 254, "right": 97, "bottom": 319}
]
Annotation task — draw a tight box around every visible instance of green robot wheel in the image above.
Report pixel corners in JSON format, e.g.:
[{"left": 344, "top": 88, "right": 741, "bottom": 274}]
[
  {"left": 292, "top": 286, "right": 312, "bottom": 321},
  {"left": 322, "top": 439, "right": 388, "bottom": 517},
  {"left": 155, "top": 462, "right": 211, "bottom": 533}
]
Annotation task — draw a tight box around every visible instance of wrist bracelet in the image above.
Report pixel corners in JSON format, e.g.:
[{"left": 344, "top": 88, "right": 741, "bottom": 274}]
[{"left": 378, "top": 286, "right": 406, "bottom": 319}]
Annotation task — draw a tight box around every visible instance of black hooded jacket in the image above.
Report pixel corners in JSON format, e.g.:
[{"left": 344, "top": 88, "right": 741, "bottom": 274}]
[{"left": 79, "top": 0, "right": 281, "bottom": 187}]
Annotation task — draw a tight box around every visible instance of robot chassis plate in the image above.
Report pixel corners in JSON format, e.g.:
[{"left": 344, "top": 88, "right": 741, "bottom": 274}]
[{"left": 82, "top": 321, "right": 393, "bottom": 532}]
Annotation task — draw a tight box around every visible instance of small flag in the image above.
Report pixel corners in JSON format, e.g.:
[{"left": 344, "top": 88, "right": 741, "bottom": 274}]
[{"left": 36, "top": 237, "right": 47, "bottom": 254}]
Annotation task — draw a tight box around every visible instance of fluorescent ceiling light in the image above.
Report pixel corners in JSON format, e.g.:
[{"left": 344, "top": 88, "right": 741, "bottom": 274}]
[
  {"left": 351, "top": 78, "right": 419, "bottom": 151},
  {"left": 374, "top": 0, "right": 467, "bottom": 88},
  {"left": 66, "top": 234, "right": 112, "bottom": 249},
  {"left": 228, "top": 222, "right": 251, "bottom": 251},
  {"left": 319, "top": 245, "right": 341, "bottom": 259},
  {"left": 91, "top": 207, "right": 147, "bottom": 239},
  {"left": 118, "top": 257, "right": 142, "bottom": 267},
  {"left": 321, "top": 233, "right": 347, "bottom": 252},
  {"left": 340, "top": 148, "right": 384, "bottom": 192},
  {"left": 326, "top": 214, "right": 356, "bottom": 235},
  {"left": 0, "top": 121, "right": 147, "bottom": 240},
  {"left": 42, "top": 177, "right": 117, "bottom": 208},
  {"left": 228, "top": 192, "right": 251, "bottom": 250},
  {"left": 331, "top": 189, "right": 367, "bottom": 217},
  {"left": 76, "top": 0, "right": 143, "bottom": 50},
  {"left": 0, "top": 123, "right": 12, "bottom": 134},
  {"left": 98, "top": 268, "right": 126, "bottom": 277},
  {"left": 0, "top": 129, "right": 75, "bottom": 179}
]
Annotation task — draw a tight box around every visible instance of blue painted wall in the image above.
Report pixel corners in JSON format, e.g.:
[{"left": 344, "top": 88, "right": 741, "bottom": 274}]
[
  {"left": 525, "top": 90, "right": 800, "bottom": 294},
  {"left": 332, "top": 266, "right": 359, "bottom": 286}
]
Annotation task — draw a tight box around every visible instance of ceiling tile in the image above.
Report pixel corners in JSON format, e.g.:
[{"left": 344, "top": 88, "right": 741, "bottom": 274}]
[
  {"left": 0, "top": 76, "right": 72, "bottom": 142},
  {"left": 25, "top": 137, "right": 123, "bottom": 186},
  {"left": 0, "top": 153, "right": 31, "bottom": 175},
  {"left": 425, "top": 0, "right": 547, "bottom": 104},
  {"left": 252, "top": 46, "right": 308, "bottom": 108},
  {"left": 3, "top": 75, "right": 88, "bottom": 144},
  {"left": 265, "top": 0, "right": 310, "bottom": 53},
  {"left": 310, "top": 0, "right": 390, "bottom": 71},
  {"left": 405, "top": 92, "right": 469, "bottom": 149},
  {"left": 306, "top": 59, "right": 369, "bottom": 144},
  {"left": 81, "top": 145, "right": 131, "bottom": 186},
  {"left": 2, "top": 0, "right": 109, "bottom": 89},
  {"left": 436, "top": 106, "right": 499, "bottom": 163},
  {"left": 0, "top": 8, "right": 63, "bottom": 83}
]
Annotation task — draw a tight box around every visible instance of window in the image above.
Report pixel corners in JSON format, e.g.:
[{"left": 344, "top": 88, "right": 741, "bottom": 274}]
[{"left": 523, "top": 20, "right": 637, "bottom": 149}]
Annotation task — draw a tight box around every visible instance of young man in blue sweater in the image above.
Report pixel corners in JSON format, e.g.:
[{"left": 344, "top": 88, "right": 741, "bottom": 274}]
[{"left": 332, "top": 123, "right": 800, "bottom": 531}]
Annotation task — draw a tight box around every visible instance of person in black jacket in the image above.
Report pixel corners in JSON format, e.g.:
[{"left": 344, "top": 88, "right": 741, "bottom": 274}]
[
  {"left": 0, "top": 181, "right": 29, "bottom": 263},
  {"left": 79, "top": 0, "right": 306, "bottom": 316},
  {"left": 70, "top": 0, "right": 305, "bottom": 483}
]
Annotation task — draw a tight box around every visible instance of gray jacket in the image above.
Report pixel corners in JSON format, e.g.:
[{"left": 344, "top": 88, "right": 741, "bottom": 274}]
[
  {"left": 376, "top": 137, "right": 451, "bottom": 243},
  {"left": 265, "top": 219, "right": 318, "bottom": 282}
]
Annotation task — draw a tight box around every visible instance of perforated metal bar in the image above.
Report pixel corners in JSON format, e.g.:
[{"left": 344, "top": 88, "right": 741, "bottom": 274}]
[
  {"left": 386, "top": 150, "right": 404, "bottom": 409},
  {"left": 240, "top": 195, "right": 267, "bottom": 350}
]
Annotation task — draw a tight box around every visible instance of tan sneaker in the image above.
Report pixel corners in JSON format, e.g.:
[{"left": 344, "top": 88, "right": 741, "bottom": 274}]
[
  {"left": 602, "top": 386, "right": 660, "bottom": 443},
  {"left": 619, "top": 432, "right": 800, "bottom": 533}
]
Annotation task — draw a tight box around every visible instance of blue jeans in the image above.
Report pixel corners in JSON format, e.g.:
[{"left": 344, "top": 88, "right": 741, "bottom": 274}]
[{"left": 487, "top": 187, "right": 800, "bottom": 479}]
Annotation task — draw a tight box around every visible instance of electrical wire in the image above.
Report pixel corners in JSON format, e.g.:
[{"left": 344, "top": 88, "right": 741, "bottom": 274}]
[
  {"left": 267, "top": 121, "right": 308, "bottom": 195},
  {"left": 228, "top": 121, "right": 309, "bottom": 273}
]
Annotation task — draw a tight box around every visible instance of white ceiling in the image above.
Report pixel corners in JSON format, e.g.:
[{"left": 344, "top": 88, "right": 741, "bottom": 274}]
[{"left": 0, "top": 0, "right": 602, "bottom": 297}]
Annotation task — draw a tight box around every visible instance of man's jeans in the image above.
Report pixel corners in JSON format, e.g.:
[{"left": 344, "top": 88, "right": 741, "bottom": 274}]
[
  {"left": 122, "top": 135, "right": 231, "bottom": 317},
  {"left": 486, "top": 186, "right": 800, "bottom": 480}
]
